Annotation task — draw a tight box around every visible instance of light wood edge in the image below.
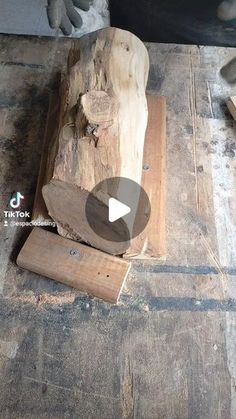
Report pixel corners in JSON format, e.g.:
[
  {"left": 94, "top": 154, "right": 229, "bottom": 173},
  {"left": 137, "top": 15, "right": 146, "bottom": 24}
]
[{"left": 227, "top": 96, "right": 236, "bottom": 121}]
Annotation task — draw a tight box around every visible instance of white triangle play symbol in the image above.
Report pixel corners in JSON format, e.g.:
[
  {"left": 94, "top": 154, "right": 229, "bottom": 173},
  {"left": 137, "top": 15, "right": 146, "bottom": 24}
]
[{"left": 108, "top": 198, "right": 131, "bottom": 222}]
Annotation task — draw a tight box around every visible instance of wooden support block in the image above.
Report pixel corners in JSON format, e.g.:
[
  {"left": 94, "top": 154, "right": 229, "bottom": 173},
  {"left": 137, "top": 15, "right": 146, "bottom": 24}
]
[
  {"left": 125, "top": 95, "right": 166, "bottom": 259},
  {"left": 17, "top": 228, "right": 131, "bottom": 304},
  {"left": 227, "top": 96, "right": 236, "bottom": 121}
]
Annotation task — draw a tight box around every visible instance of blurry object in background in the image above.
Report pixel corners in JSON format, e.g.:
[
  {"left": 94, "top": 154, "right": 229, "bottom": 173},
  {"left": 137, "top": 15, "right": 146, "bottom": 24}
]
[
  {"left": 73, "top": 0, "right": 109, "bottom": 36},
  {"left": 0, "top": 0, "right": 109, "bottom": 37},
  {"left": 221, "top": 57, "right": 236, "bottom": 83},
  {"left": 217, "top": 0, "right": 236, "bottom": 20},
  {"left": 110, "top": 0, "right": 236, "bottom": 46},
  {"left": 47, "top": 0, "right": 110, "bottom": 36},
  {"left": 47, "top": 0, "right": 90, "bottom": 35}
]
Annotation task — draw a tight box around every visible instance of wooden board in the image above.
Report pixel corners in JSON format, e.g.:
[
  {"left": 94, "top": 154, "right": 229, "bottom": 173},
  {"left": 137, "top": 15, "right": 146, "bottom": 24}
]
[
  {"left": 227, "top": 96, "right": 236, "bottom": 121},
  {"left": 32, "top": 94, "right": 166, "bottom": 259},
  {"left": 16, "top": 227, "right": 131, "bottom": 304},
  {"left": 125, "top": 95, "right": 166, "bottom": 259}
]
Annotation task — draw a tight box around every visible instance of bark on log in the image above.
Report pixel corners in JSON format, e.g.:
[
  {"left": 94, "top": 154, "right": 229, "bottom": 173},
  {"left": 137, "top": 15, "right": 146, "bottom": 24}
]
[{"left": 42, "top": 27, "right": 149, "bottom": 255}]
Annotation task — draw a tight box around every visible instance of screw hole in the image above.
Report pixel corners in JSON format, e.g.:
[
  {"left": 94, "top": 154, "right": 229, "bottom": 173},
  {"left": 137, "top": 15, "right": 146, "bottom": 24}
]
[
  {"left": 107, "top": 274, "right": 109, "bottom": 277},
  {"left": 98, "top": 272, "right": 100, "bottom": 275}
]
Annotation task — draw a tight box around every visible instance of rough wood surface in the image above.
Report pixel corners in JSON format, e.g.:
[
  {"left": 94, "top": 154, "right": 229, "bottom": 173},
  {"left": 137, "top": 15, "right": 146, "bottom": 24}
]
[
  {"left": 42, "top": 27, "right": 149, "bottom": 255},
  {"left": 17, "top": 228, "right": 130, "bottom": 304}
]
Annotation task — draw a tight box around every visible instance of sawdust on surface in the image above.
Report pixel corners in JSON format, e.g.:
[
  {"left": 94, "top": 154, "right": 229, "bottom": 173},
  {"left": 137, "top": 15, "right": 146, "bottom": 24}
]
[
  {"left": 38, "top": 292, "right": 76, "bottom": 306},
  {"left": 12, "top": 292, "right": 76, "bottom": 307}
]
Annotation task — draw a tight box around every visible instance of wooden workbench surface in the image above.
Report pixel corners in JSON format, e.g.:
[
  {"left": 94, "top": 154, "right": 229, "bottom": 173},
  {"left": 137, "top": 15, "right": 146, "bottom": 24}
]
[{"left": 0, "top": 35, "right": 236, "bottom": 418}]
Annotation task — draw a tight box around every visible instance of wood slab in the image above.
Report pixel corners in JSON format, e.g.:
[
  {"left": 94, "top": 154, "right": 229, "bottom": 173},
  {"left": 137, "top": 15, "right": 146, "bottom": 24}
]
[
  {"left": 125, "top": 95, "right": 166, "bottom": 259},
  {"left": 17, "top": 227, "right": 131, "bottom": 304},
  {"left": 32, "top": 94, "right": 166, "bottom": 259}
]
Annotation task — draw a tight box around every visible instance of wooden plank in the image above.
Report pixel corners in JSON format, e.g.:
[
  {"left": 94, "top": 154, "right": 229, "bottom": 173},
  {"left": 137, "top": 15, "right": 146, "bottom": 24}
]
[
  {"left": 16, "top": 227, "right": 131, "bottom": 304},
  {"left": 125, "top": 95, "right": 166, "bottom": 259},
  {"left": 227, "top": 96, "right": 236, "bottom": 121}
]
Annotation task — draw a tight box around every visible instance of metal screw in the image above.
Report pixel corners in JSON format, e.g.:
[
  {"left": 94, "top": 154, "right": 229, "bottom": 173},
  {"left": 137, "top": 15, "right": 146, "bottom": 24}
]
[
  {"left": 143, "top": 164, "right": 150, "bottom": 171},
  {"left": 86, "top": 123, "right": 99, "bottom": 135},
  {"left": 70, "top": 249, "right": 79, "bottom": 256}
]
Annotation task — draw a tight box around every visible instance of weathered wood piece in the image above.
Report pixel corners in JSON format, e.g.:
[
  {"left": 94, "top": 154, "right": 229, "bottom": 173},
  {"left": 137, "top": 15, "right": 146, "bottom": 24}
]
[
  {"left": 42, "top": 27, "right": 149, "bottom": 255},
  {"left": 16, "top": 227, "right": 131, "bottom": 303}
]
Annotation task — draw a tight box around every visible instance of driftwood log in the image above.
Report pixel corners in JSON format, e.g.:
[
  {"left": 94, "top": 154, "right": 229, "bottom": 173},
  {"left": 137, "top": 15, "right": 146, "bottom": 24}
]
[{"left": 42, "top": 27, "right": 149, "bottom": 255}]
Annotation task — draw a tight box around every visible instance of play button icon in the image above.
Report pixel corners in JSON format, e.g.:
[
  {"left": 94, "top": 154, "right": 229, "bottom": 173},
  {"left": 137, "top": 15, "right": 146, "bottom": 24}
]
[
  {"left": 85, "top": 177, "right": 151, "bottom": 243},
  {"left": 109, "top": 198, "right": 131, "bottom": 222}
]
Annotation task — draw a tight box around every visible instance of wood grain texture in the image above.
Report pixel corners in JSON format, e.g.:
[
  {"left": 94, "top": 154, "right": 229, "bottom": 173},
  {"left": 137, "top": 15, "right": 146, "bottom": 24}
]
[
  {"left": 125, "top": 95, "right": 166, "bottom": 259},
  {"left": 16, "top": 228, "right": 130, "bottom": 303},
  {"left": 42, "top": 27, "right": 149, "bottom": 255}
]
